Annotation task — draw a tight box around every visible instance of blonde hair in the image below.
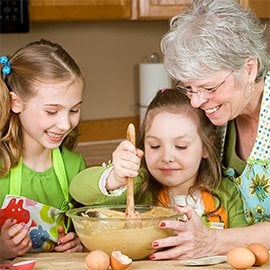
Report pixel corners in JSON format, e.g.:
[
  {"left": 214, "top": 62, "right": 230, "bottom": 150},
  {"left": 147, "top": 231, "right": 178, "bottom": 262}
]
[{"left": 0, "top": 39, "right": 83, "bottom": 176}]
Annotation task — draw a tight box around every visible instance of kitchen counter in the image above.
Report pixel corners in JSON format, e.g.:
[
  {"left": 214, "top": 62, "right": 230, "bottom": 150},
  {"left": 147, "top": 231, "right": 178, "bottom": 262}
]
[{"left": 3, "top": 252, "right": 270, "bottom": 269}]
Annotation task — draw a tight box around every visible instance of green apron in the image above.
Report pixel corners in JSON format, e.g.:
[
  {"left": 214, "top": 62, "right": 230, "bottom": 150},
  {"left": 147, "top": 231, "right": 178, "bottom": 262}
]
[{"left": 1, "top": 148, "right": 73, "bottom": 252}]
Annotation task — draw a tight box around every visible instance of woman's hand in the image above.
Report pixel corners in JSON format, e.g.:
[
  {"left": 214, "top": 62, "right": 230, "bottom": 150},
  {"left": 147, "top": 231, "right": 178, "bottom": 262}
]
[
  {"left": 107, "top": 140, "right": 143, "bottom": 190},
  {"left": 149, "top": 206, "right": 218, "bottom": 260},
  {"left": 0, "top": 219, "right": 32, "bottom": 259},
  {"left": 54, "top": 226, "right": 83, "bottom": 252}
]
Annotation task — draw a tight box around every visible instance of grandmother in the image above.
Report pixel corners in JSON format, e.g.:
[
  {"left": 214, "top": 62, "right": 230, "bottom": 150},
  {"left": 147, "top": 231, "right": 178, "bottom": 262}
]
[{"left": 149, "top": 0, "right": 270, "bottom": 260}]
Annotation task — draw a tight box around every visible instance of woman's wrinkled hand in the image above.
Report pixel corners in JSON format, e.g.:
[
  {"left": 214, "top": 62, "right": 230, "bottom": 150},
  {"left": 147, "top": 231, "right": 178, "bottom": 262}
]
[
  {"left": 149, "top": 205, "right": 217, "bottom": 260},
  {"left": 0, "top": 218, "right": 32, "bottom": 259}
]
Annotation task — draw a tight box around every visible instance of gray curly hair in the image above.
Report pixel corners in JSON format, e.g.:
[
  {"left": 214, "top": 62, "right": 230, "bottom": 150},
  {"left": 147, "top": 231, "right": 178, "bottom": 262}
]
[{"left": 161, "top": 0, "right": 270, "bottom": 83}]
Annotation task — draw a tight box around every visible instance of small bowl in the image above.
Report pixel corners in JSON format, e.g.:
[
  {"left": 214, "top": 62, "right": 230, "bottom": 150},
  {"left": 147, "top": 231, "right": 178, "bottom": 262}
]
[
  {"left": 66, "top": 205, "right": 179, "bottom": 260},
  {"left": 12, "top": 260, "right": 36, "bottom": 270}
]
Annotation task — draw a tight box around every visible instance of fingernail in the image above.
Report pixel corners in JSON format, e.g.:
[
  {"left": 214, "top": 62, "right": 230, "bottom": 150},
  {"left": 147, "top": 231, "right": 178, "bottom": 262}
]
[
  {"left": 153, "top": 241, "right": 159, "bottom": 248},
  {"left": 149, "top": 254, "right": 155, "bottom": 260},
  {"left": 57, "top": 240, "right": 62, "bottom": 246},
  {"left": 160, "top": 222, "right": 165, "bottom": 227}
]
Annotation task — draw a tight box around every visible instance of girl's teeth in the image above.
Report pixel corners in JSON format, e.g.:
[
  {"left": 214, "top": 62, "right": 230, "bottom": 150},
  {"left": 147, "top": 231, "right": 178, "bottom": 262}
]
[{"left": 47, "top": 132, "right": 61, "bottom": 138}]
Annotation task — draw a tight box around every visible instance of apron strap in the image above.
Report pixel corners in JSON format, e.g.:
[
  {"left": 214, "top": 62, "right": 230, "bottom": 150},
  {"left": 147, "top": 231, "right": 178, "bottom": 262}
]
[
  {"left": 9, "top": 158, "right": 23, "bottom": 195},
  {"left": 52, "top": 148, "right": 69, "bottom": 204},
  {"left": 201, "top": 190, "right": 228, "bottom": 228},
  {"left": 157, "top": 187, "right": 170, "bottom": 206}
]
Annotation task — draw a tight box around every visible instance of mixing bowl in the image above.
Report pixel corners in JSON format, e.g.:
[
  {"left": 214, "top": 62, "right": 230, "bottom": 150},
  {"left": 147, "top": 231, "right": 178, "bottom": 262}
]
[{"left": 66, "top": 205, "right": 179, "bottom": 260}]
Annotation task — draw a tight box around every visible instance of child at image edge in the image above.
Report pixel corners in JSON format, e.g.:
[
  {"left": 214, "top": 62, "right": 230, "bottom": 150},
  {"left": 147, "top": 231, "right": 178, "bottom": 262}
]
[
  {"left": 0, "top": 39, "right": 86, "bottom": 259},
  {"left": 70, "top": 88, "right": 248, "bottom": 232}
]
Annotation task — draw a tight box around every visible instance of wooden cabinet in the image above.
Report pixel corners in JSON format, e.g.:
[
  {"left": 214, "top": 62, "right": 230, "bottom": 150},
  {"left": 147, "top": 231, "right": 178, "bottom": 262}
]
[
  {"left": 30, "top": 0, "right": 132, "bottom": 21},
  {"left": 240, "top": 0, "right": 270, "bottom": 19},
  {"left": 132, "top": 0, "right": 191, "bottom": 20},
  {"left": 133, "top": 0, "right": 270, "bottom": 20},
  {"left": 29, "top": 0, "right": 269, "bottom": 21}
]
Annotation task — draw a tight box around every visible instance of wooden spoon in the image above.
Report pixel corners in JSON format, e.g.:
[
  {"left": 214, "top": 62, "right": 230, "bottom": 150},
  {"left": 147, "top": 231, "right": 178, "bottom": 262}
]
[{"left": 125, "top": 123, "right": 136, "bottom": 218}]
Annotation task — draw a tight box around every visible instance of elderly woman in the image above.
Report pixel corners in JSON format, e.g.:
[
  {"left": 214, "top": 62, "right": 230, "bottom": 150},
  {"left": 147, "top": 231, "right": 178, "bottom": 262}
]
[{"left": 150, "top": 0, "right": 270, "bottom": 260}]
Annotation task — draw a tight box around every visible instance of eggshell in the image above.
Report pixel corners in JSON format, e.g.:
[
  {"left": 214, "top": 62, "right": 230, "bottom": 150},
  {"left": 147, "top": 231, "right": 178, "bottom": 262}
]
[
  {"left": 247, "top": 243, "right": 269, "bottom": 266},
  {"left": 227, "top": 247, "right": 255, "bottom": 269},
  {"left": 85, "top": 249, "right": 110, "bottom": 270},
  {"left": 110, "top": 250, "right": 132, "bottom": 270}
]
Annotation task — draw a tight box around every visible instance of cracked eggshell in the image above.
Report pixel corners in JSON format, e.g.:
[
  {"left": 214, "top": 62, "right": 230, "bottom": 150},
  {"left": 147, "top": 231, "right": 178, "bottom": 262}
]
[{"left": 110, "top": 250, "right": 132, "bottom": 270}]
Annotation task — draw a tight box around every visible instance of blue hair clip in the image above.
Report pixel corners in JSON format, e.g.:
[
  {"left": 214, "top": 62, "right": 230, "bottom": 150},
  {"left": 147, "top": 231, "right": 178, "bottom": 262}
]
[{"left": 0, "top": 55, "right": 11, "bottom": 75}]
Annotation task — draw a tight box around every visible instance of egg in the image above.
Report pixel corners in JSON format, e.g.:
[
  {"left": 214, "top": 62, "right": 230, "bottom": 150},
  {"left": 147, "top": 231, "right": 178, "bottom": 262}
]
[
  {"left": 110, "top": 250, "right": 132, "bottom": 270},
  {"left": 227, "top": 247, "right": 255, "bottom": 269},
  {"left": 247, "top": 243, "right": 269, "bottom": 266},
  {"left": 85, "top": 249, "right": 110, "bottom": 270}
]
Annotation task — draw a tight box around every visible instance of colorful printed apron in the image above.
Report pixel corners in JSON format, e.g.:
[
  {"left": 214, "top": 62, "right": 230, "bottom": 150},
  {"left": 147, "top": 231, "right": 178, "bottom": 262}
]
[
  {"left": 224, "top": 71, "right": 270, "bottom": 224},
  {"left": 0, "top": 148, "right": 72, "bottom": 252}
]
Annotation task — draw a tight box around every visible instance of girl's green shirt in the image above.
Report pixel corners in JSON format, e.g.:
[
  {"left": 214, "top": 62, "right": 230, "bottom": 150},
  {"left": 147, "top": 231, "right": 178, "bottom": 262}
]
[{"left": 0, "top": 148, "right": 86, "bottom": 209}]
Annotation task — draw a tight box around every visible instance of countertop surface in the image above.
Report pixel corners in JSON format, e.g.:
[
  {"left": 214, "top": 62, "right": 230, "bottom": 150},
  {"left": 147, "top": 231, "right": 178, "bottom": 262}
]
[{"left": 2, "top": 252, "right": 270, "bottom": 270}]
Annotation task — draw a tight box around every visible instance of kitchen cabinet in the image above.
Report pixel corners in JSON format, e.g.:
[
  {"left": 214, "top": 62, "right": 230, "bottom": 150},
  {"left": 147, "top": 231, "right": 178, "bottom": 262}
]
[
  {"left": 30, "top": 0, "right": 188, "bottom": 21},
  {"left": 132, "top": 0, "right": 191, "bottom": 20},
  {"left": 30, "top": 0, "right": 132, "bottom": 21},
  {"left": 240, "top": 0, "right": 270, "bottom": 19},
  {"left": 29, "top": 0, "right": 269, "bottom": 21},
  {"left": 134, "top": 0, "right": 270, "bottom": 20}
]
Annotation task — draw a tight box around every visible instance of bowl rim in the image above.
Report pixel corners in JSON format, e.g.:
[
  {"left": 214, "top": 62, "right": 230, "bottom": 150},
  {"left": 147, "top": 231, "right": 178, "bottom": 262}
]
[
  {"left": 66, "top": 204, "right": 179, "bottom": 221},
  {"left": 13, "top": 260, "right": 36, "bottom": 266}
]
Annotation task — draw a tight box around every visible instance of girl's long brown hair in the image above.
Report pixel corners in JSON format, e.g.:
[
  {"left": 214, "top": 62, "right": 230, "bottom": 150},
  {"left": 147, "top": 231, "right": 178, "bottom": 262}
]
[
  {"left": 136, "top": 88, "right": 222, "bottom": 205},
  {"left": 0, "top": 39, "right": 83, "bottom": 176}
]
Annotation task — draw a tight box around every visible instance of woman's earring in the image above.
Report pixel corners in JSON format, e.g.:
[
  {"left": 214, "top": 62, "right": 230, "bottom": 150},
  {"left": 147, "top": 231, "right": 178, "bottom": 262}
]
[{"left": 248, "top": 81, "right": 255, "bottom": 94}]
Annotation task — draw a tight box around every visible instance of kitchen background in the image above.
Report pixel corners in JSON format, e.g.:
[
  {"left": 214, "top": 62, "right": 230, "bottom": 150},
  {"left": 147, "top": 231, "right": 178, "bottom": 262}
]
[{"left": 1, "top": 1, "right": 269, "bottom": 166}]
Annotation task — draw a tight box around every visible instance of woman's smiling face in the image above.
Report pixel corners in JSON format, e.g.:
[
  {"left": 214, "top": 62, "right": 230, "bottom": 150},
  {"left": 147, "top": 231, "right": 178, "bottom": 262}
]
[
  {"left": 179, "top": 59, "right": 259, "bottom": 126},
  {"left": 180, "top": 71, "right": 248, "bottom": 126}
]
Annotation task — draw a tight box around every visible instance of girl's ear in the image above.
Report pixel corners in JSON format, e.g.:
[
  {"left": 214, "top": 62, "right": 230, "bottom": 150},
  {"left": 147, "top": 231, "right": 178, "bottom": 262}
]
[
  {"left": 202, "top": 147, "right": 209, "bottom": 159},
  {"left": 10, "top": 92, "right": 24, "bottom": 113}
]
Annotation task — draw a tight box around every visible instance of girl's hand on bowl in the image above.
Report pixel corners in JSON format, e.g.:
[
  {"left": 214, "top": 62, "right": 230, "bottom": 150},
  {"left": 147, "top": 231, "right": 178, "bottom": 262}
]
[{"left": 54, "top": 226, "right": 83, "bottom": 252}]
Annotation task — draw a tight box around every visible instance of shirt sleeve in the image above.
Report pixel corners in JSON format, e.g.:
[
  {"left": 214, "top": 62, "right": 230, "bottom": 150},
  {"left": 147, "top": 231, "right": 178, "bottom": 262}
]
[
  {"left": 69, "top": 166, "right": 128, "bottom": 205},
  {"left": 99, "top": 166, "right": 127, "bottom": 196}
]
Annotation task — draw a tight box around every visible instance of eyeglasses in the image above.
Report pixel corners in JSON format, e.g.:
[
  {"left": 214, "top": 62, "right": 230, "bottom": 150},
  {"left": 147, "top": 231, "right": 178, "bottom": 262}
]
[{"left": 176, "top": 71, "right": 234, "bottom": 98}]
